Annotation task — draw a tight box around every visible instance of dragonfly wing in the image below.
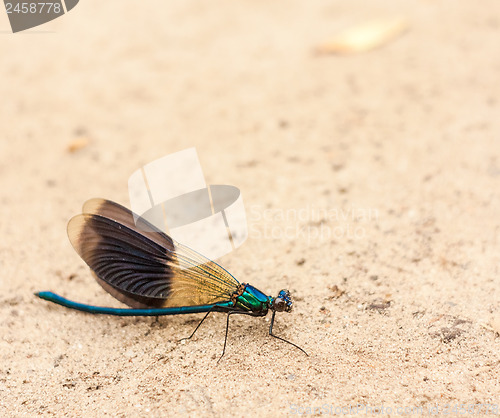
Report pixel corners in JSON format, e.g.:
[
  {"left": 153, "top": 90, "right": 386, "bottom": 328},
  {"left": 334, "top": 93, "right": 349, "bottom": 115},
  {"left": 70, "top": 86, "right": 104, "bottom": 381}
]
[
  {"left": 82, "top": 198, "right": 175, "bottom": 251},
  {"left": 68, "top": 199, "right": 240, "bottom": 309}
]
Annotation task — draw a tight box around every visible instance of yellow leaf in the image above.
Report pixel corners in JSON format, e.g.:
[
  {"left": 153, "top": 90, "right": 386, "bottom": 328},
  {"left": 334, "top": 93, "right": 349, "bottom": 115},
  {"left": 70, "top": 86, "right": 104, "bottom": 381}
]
[
  {"left": 67, "top": 137, "right": 90, "bottom": 153},
  {"left": 316, "top": 17, "right": 409, "bottom": 55}
]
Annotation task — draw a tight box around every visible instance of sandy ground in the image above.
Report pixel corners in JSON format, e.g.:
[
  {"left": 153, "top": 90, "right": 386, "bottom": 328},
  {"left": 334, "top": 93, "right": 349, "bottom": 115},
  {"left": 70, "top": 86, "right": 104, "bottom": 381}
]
[{"left": 1, "top": 0, "right": 499, "bottom": 416}]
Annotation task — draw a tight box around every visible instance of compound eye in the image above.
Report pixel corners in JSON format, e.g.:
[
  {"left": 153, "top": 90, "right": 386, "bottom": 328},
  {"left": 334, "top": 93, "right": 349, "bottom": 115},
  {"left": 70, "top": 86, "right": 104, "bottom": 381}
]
[{"left": 274, "top": 298, "right": 286, "bottom": 312}]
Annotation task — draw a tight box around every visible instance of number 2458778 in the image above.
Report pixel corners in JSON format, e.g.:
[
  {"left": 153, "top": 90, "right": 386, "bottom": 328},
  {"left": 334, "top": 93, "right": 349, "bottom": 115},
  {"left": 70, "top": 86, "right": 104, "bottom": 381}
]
[{"left": 5, "top": 3, "right": 62, "bottom": 14}]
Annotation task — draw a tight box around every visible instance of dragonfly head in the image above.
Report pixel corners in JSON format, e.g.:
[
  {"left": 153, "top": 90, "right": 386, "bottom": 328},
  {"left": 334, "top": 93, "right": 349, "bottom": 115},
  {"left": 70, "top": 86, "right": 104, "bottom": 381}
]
[{"left": 270, "top": 289, "right": 293, "bottom": 313}]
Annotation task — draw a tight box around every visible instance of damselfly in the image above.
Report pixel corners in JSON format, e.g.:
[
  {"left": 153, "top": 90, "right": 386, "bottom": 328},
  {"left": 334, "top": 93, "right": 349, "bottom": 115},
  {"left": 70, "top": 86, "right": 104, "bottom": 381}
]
[{"left": 36, "top": 199, "right": 307, "bottom": 360}]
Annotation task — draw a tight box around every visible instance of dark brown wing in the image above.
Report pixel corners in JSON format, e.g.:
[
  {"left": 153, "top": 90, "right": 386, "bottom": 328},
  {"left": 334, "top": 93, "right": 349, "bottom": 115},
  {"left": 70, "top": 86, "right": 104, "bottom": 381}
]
[{"left": 67, "top": 199, "right": 239, "bottom": 309}]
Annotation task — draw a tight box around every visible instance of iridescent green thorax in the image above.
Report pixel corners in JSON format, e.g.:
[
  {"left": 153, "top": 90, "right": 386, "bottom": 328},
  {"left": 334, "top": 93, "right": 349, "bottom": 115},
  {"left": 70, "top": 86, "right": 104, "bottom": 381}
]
[{"left": 233, "top": 283, "right": 270, "bottom": 315}]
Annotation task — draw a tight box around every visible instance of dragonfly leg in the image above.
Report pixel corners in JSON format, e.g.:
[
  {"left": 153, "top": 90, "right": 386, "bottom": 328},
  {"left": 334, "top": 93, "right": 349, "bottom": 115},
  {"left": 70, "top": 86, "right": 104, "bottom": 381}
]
[
  {"left": 269, "top": 311, "right": 308, "bottom": 356},
  {"left": 218, "top": 311, "right": 235, "bottom": 363},
  {"left": 218, "top": 311, "right": 255, "bottom": 363},
  {"left": 179, "top": 308, "right": 214, "bottom": 343}
]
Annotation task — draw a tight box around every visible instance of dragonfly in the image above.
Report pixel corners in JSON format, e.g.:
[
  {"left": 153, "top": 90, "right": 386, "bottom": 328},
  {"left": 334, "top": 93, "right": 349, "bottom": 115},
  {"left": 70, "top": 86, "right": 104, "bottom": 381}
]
[{"left": 36, "top": 198, "right": 307, "bottom": 360}]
